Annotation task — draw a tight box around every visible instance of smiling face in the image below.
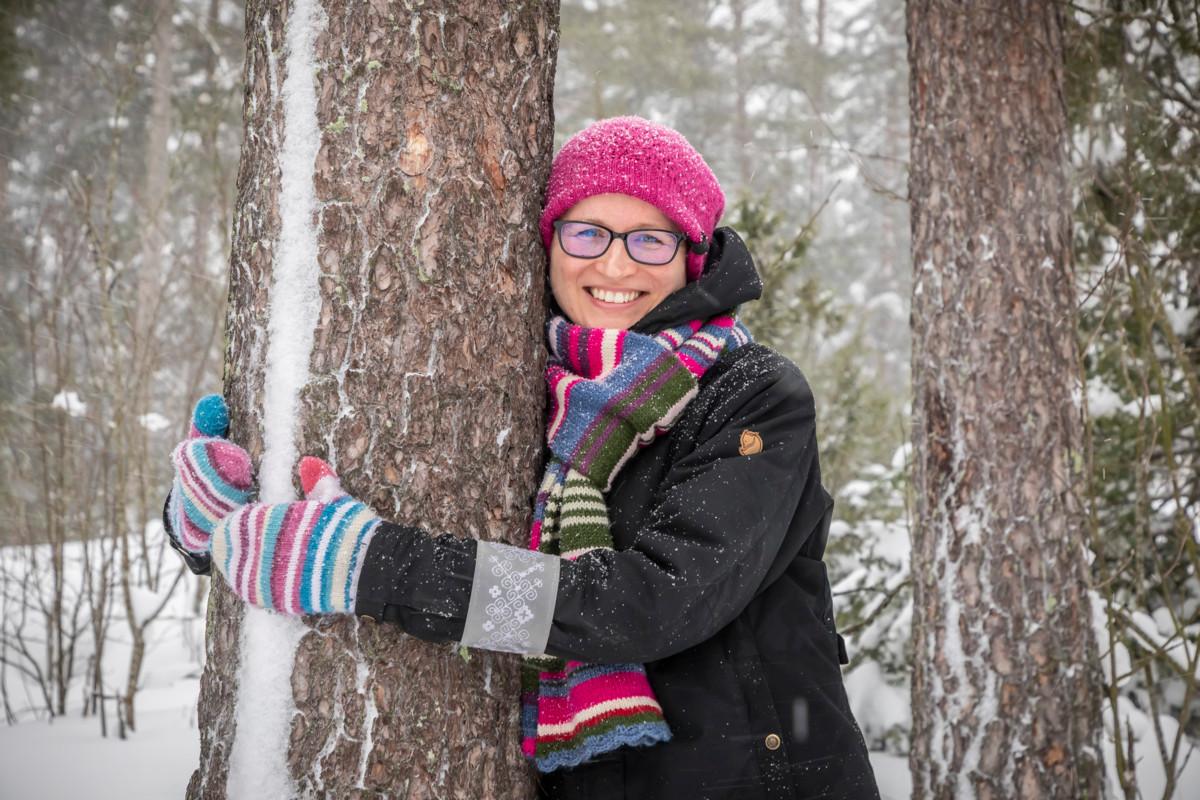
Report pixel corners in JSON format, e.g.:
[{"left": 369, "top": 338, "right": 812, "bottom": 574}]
[{"left": 549, "top": 193, "right": 689, "bottom": 330}]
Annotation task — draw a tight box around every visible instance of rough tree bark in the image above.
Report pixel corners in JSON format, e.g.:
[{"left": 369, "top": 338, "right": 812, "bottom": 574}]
[
  {"left": 189, "top": 2, "right": 558, "bottom": 797},
  {"left": 906, "top": 2, "right": 1105, "bottom": 798}
]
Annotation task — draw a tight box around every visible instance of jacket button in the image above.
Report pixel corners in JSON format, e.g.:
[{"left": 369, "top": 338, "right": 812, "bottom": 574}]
[{"left": 764, "top": 733, "right": 782, "bottom": 751}]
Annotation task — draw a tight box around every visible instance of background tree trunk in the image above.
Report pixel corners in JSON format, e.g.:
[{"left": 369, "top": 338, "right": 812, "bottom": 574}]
[
  {"left": 190, "top": 2, "right": 558, "bottom": 797},
  {"left": 906, "top": 2, "right": 1104, "bottom": 798}
]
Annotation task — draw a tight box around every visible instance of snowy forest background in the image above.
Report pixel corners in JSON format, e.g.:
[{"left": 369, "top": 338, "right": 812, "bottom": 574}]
[{"left": 0, "top": 0, "right": 1197, "bottom": 797}]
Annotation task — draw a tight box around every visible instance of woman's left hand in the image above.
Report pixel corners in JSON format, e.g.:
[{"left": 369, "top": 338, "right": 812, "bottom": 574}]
[
  {"left": 210, "top": 457, "right": 381, "bottom": 615},
  {"left": 168, "top": 394, "right": 255, "bottom": 556}
]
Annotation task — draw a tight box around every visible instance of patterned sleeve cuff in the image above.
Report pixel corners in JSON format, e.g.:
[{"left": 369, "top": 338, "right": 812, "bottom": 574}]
[{"left": 460, "top": 541, "right": 560, "bottom": 655}]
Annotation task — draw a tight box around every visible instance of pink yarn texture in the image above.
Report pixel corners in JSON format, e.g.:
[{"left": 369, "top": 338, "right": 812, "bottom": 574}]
[{"left": 540, "top": 116, "right": 725, "bottom": 281}]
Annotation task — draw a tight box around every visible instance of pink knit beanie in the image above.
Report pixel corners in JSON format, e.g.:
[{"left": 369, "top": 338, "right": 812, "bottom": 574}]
[{"left": 540, "top": 116, "right": 725, "bottom": 281}]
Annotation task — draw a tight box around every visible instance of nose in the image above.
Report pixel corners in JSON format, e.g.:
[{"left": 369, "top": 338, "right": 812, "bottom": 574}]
[{"left": 593, "top": 240, "right": 639, "bottom": 280}]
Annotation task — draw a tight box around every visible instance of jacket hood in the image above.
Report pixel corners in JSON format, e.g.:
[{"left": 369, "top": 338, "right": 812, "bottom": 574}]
[{"left": 631, "top": 227, "right": 763, "bottom": 335}]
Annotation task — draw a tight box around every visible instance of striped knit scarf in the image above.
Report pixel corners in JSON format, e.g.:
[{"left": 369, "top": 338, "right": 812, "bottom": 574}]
[{"left": 521, "top": 313, "right": 752, "bottom": 772}]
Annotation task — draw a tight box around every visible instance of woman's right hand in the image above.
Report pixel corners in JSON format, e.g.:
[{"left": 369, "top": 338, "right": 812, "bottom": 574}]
[
  {"left": 209, "top": 457, "right": 381, "bottom": 615},
  {"left": 167, "top": 394, "right": 254, "bottom": 556}
]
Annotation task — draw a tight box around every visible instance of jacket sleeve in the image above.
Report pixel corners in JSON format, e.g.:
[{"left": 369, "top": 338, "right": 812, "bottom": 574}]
[
  {"left": 354, "top": 352, "right": 824, "bottom": 665},
  {"left": 544, "top": 354, "right": 819, "bottom": 663},
  {"left": 354, "top": 524, "right": 478, "bottom": 640}
]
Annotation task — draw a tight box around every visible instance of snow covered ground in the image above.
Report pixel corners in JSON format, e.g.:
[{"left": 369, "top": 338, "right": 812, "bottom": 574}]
[
  {"left": 0, "top": 538, "right": 205, "bottom": 799},
  {"left": 0, "top": 682, "right": 910, "bottom": 800},
  {"left": 0, "top": 681, "right": 199, "bottom": 799},
  {"left": 0, "top": 600, "right": 909, "bottom": 799},
  {"left": 1, "top": 538, "right": 1193, "bottom": 798},
  {"left": 0, "top": 537, "right": 910, "bottom": 798},
  {"left": 0, "top": 697, "right": 909, "bottom": 799}
]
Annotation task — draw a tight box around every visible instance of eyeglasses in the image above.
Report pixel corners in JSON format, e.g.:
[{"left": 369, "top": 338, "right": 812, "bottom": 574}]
[{"left": 552, "top": 220, "right": 687, "bottom": 266}]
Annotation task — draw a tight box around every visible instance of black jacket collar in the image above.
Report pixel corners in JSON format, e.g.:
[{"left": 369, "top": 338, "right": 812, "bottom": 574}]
[{"left": 631, "top": 227, "right": 763, "bottom": 335}]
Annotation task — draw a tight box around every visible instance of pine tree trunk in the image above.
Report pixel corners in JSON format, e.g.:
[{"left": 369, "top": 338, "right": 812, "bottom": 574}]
[
  {"left": 189, "top": 2, "right": 558, "bottom": 797},
  {"left": 906, "top": 2, "right": 1104, "bottom": 798}
]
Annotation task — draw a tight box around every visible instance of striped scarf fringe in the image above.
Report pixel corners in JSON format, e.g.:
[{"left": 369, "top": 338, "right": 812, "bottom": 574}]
[{"left": 521, "top": 314, "right": 752, "bottom": 772}]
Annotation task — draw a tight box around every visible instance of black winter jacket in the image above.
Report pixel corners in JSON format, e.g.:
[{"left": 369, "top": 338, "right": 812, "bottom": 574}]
[{"left": 167, "top": 229, "right": 880, "bottom": 800}]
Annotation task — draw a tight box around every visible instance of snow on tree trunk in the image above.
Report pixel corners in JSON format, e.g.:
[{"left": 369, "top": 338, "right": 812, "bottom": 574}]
[
  {"left": 189, "top": 2, "right": 557, "bottom": 797},
  {"left": 906, "top": 2, "right": 1105, "bottom": 798}
]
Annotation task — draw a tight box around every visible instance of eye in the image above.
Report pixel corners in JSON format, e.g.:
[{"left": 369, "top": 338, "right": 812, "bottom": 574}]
[
  {"left": 565, "top": 223, "right": 606, "bottom": 240},
  {"left": 630, "top": 231, "right": 671, "bottom": 249}
]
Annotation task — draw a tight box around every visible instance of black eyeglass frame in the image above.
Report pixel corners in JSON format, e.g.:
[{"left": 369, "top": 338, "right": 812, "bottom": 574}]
[{"left": 552, "top": 219, "right": 691, "bottom": 266}]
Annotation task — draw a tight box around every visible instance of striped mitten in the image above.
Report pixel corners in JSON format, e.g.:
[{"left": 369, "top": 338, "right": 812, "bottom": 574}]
[
  {"left": 168, "top": 395, "right": 254, "bottom": 555},
  {"left": 210, "top": 457, "right": 381, "bottom": 615}
]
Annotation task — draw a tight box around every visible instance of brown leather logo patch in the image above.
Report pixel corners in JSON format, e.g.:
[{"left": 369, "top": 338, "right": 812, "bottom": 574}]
[{"left": 739, "top": 429, "right": 763, "bottom": 456}]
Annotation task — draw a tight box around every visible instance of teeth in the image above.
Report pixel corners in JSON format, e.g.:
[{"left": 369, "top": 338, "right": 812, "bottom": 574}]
[{"left": 589, "top": 288, "right": 641, "bottom": 304}]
